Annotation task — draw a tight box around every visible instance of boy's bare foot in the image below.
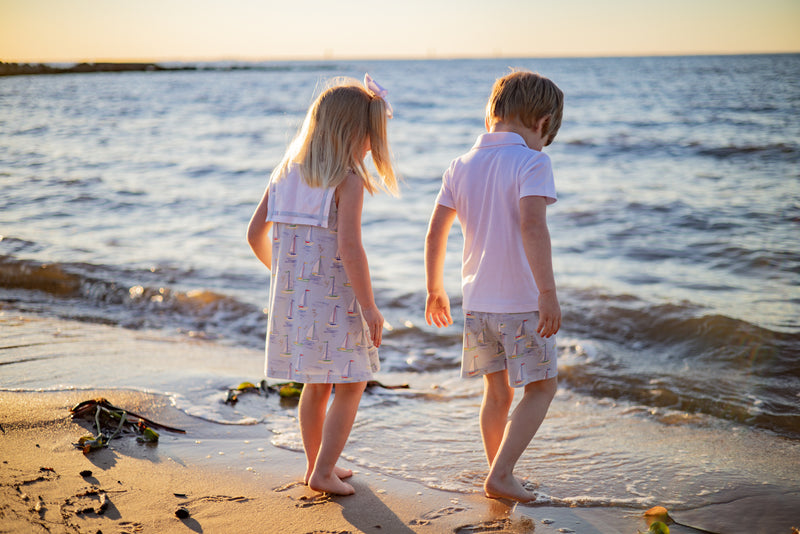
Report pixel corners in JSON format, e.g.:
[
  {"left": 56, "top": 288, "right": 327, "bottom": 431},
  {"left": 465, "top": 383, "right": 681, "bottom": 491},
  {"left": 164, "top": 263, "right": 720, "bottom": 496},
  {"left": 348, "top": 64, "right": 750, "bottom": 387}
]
[
  {"left": 304, "top": 465, "right": 352, "bottom": 485},
  {"left": 308, "top": 472, "right": 355, "bottom": 495},
  {"left": 484, "top": 473, "right": 536, "bottom": 503}
]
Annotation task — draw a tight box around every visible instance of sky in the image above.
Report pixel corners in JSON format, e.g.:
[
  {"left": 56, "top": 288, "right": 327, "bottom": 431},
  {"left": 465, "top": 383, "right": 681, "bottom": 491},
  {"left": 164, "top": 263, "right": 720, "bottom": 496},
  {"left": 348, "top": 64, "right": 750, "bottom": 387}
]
[{"left": 1, "top": 0, "right": 799, "bottom": 62}]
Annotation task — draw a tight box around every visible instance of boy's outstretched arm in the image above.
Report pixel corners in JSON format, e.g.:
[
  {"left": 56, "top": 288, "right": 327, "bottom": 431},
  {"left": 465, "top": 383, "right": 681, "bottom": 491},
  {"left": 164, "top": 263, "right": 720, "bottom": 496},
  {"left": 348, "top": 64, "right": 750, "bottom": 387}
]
[
  {"left": 425, "top": 203, "right": 457, "bottom": 328},
  {"left": 520, "top": 195, "right": 561, "bottom": 338},
  {"left": 247, "top": 185, "right": 273, "bottom": 270}
]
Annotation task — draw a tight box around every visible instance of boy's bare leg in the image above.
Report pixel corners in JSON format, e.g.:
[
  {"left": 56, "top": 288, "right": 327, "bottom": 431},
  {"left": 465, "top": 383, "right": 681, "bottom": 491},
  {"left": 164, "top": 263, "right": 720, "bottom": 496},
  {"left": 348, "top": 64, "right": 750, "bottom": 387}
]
[
  {"left": 298, "top": 384, "right": 353, "bottom": 485},
  {"left": 480, "top": 371, "right": 514, "bottom": 466},
  {"left": 308, "top": 381, "right": 366, "bottom": 495},
  {"left": 484, "top": 377, "right": 557, "bottom": 502}
]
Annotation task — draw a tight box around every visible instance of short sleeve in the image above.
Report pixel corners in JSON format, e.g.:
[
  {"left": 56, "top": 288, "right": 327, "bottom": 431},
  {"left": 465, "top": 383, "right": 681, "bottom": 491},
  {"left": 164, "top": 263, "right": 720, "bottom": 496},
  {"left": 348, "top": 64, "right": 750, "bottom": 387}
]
[
  {"left": 519, "top": 152, "right": 557, "bottom": 205},
  {"left": 435, "top": 164, "right": 456, "bottom": 209}
]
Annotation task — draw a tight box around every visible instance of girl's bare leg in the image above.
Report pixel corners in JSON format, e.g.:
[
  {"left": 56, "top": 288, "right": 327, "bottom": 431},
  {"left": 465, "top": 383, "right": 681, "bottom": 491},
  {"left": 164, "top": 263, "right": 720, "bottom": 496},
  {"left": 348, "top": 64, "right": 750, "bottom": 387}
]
[
  {"left": 299, "top": 383, "right": 354, "bottom": 485},
  {"left": 299, "top": 383, "right": 331, "bottom": 484},
  {"left": 307, "top": 381, "right": 366, "bottom": 495},
  {"left": 484, "top": 377, "right": 557, "bottom": 502}
]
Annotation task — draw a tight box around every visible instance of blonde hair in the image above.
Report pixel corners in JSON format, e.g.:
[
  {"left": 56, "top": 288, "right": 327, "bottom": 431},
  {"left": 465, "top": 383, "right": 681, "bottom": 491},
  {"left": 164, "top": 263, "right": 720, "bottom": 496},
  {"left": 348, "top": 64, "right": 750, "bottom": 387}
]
[
  {"left": 486, "top": 70, "right": 564, "bottom": 146},
  {"left": 271, "top": 77, "right": 398, "bottom": 196}
]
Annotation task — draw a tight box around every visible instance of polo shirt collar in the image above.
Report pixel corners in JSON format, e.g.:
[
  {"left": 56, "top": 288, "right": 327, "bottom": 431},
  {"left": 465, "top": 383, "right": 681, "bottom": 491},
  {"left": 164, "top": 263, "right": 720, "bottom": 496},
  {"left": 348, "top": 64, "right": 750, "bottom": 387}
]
[{"left": 473, "top": 131, "right": 527, "bottom": 149}]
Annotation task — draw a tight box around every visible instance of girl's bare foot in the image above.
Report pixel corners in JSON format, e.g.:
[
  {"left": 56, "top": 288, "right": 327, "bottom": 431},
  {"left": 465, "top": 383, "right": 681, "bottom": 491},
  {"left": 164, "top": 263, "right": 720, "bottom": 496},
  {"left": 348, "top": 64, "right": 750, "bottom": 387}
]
[
  {"left": 305, "top": 465, "right": 352, "bottom": 485},
  {"left": 308, "top": 472, "right": 355, "bottom": 495},
  {"left": 484, "top": 473, "right": 536, "bottom": 503}
]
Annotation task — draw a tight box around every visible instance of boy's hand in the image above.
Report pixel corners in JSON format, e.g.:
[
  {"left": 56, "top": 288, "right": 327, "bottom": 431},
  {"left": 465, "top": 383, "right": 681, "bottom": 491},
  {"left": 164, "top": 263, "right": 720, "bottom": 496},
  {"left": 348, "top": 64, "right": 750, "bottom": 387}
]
[
  {"left": 536, "top": 290, "right": 561, "bottom": 338},
  {"left": 425, "top": 291, "right": 453, "bottom": 328}
]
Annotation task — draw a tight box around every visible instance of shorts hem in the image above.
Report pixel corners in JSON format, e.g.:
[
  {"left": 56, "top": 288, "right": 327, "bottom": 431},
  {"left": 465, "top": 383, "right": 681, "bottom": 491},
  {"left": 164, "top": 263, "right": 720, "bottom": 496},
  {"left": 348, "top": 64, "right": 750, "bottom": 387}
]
[{"left": 461, "top": 369, "right": 558, "bottom": 388}]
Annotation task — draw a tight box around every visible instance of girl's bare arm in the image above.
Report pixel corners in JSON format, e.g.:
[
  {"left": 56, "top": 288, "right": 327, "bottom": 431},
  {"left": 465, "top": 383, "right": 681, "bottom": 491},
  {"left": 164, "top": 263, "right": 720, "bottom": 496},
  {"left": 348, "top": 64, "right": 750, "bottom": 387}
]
[
  {"left": 246, "top": 185, "right": 273, "bottom": 270},
  {"left": 337, "top": 172, "right": 384, "bottom": 347}
]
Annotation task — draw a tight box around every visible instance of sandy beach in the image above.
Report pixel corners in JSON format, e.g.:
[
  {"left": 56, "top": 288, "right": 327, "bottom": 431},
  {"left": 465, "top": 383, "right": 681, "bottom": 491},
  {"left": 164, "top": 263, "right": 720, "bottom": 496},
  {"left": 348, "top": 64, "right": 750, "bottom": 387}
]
[
  {"left": 1, "top": 389, "right": 538, "bottom": 534},
  {"left": 0, "top": 312, "right": 656, "bottom": 534}
]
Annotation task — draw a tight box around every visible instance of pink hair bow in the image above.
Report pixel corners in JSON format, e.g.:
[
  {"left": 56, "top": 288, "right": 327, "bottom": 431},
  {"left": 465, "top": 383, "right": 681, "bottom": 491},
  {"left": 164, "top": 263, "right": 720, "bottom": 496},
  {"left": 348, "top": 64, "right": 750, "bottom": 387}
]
[{"left": 364, "top": 73, "right": 393, "bottom": 119}]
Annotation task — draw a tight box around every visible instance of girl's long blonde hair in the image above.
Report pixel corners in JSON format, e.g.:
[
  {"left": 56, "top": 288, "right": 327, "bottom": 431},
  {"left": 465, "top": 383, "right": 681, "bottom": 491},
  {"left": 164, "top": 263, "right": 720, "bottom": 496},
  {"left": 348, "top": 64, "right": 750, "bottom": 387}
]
[{"left": 271, "top": 77, "right": 398, "bottom": 196}]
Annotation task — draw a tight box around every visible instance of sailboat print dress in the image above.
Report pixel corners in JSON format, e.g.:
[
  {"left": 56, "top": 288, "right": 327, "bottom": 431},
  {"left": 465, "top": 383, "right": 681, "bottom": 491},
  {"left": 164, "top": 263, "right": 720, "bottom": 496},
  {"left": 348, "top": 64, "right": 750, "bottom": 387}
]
[{"left": 264, "top": 163, "right": 379, "bottom": 384}]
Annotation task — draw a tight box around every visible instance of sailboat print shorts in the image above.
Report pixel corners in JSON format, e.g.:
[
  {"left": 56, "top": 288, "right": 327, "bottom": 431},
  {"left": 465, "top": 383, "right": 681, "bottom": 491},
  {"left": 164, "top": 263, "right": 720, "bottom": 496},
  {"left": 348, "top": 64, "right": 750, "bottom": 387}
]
[{"left": 461, "top": 310, "right": 557, "bottom": 387}]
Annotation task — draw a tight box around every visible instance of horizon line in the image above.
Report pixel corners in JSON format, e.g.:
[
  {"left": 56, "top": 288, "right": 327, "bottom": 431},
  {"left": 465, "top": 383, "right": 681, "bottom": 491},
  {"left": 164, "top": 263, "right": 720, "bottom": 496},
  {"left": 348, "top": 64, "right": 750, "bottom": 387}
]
[{"left": 4, "top": 50, "right": 799, "bottom": 65}]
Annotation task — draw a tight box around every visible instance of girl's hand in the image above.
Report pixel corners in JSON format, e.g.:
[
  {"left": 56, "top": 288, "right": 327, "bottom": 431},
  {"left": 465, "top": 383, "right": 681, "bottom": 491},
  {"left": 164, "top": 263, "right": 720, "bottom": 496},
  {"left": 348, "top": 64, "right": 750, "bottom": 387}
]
[
  {"left": 425, "top": 290, "right": 453, "bottom": 328},
  {"left": 362, "top": 306, "right": 384, "bottom": 348}
]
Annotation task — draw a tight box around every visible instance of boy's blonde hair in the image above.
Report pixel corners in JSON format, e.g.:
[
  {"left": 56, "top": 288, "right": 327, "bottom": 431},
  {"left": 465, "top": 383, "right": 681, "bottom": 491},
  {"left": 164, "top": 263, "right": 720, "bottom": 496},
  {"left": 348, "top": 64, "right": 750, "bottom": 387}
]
[
  {"left": 271, "top": 78, "right": 398, "bottom": 196},
  {"left": 486, "top": 70, "right": 564, "bottom": 146}
]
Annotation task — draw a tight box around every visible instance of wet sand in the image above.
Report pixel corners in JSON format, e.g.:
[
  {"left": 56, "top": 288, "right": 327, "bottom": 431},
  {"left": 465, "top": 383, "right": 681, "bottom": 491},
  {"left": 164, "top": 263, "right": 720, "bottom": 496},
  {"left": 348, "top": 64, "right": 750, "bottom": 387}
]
[{"left": 1, "top": 311, "right": 796, "bottom": 533}]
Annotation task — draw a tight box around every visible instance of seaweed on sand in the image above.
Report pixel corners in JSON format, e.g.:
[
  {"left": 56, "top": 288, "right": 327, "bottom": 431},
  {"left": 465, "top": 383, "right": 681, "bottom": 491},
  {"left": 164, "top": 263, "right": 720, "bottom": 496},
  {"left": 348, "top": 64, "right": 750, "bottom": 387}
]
[
  {"left": 223, "top": 379, "right": 409, "bottom": 404},
  {"left": 70, "top": 397, "right": 186, "bottom": 453},
  {"left": 643, "top": 506, "right": 722, "bottom": 534}
]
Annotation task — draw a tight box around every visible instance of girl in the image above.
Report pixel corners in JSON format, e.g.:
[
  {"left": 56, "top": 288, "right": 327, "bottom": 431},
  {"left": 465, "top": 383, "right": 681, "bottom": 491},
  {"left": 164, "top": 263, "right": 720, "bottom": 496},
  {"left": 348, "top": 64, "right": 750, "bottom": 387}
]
[{"left": 247, "top": 75, "right": 398, "bottom": 495}]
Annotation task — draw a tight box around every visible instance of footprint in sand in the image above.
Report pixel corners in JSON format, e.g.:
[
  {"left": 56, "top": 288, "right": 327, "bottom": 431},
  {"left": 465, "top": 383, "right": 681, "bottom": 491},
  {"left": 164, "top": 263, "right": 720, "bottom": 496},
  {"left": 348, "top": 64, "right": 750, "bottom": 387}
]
[
  {"left": 272, "top": 481, "right": 305, "bottom": 493},
  {"left": 409, "top": 505, "right": 467, "bottom": 525},
  {"left": 185, "top": 495, "right": 248, "bottom": 504},
  {"left": 291, "top": 493, "right": 332, "bottom": 508},
  {"left": 454, "top": 517, "right": 535, "bottom": 533}
]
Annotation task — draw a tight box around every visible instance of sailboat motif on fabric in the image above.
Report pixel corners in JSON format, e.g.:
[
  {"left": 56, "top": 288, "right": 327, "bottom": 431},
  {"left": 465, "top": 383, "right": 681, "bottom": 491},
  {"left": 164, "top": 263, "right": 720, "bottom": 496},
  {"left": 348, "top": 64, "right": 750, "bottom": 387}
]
[
  {"left": 537, "top": 344, "right": 551, "bottom": 366},
  {"left": 357, "top": 329, "right": 368, "bottom": 348},
  {"left": 286, "top": 234, "right": 297, "bottom": 258},
  {"left": 281, "top": 270, "right": 295, "bottom": 293},
  {"left": 318, "top": 341, "right": 333, "bottom": 364},
  {"left": 280, "top": 335, "right": 292, "bottom": 357},
  {"left": 466, "top": 354, "right": 480, "bottom": 377},
  {"left": 325, "top": 369, "right": 333, "bottom": 383},
  {"left": 311, "top": 256, "right": 324, "bottom": 277},
  {"left": 464, "top": 332, "right": 476, "bottom": 351},
  {"left": 298, "top": 289, "right": 310, "bottom": 309},
  {"left": 340, "top": 359, "right": 354, "bottom": 379},
  {"left": 294, "top": 327, "right": 303, "bottom": 346},
  {"left": 513, "top": 363, "right": 526, "bottom": 386},
  {"left": 304, "top": 227, "right": 314, "bottom": 247},
  {"left": 306, "top": 321, "right": 318, "bottom": 341},
  {"left": 285, "top": 299, "right": 294, "bottom": 321},
  {"left": 297, "top": 262, "right": 310, "bottom": 282},
  {"left": 347, "top": 297, "right": 358, "bottom": 316},
  {"left": 272, "top": 228, "right": 280, "bottom": 244},
  {"left": 515, "top": 320, "right": 527, "bottom": 341},
  {"left": 288, "top": 234, "right": 298, "bottom": 257},
  {"left": 337, "top": 332, "right": 354, "bottom": 352},
  {"left": 327, "top": 305, "right": 339, "bottom": 327},
  {"left": 325, "top": 276, "right": 339, "bottom": 299},
  {"left": 269, "top": 317, "right": 278, "bottom": 342},
  {"left": 509, "top": 340, "right": 522, "bottom": 359},
  {"left": 476, "top": 330, "right": 486, "bottom": 345}
]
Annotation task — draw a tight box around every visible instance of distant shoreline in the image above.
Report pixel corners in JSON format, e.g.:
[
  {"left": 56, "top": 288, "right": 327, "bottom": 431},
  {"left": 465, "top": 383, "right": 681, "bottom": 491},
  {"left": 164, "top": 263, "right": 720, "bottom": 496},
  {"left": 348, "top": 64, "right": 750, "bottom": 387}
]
[
  {"left": 0, "top": 61, "right": 293, "bottom": 77},
  {"left": 1, "top": 62, "right": 173, "bottom": 76}
]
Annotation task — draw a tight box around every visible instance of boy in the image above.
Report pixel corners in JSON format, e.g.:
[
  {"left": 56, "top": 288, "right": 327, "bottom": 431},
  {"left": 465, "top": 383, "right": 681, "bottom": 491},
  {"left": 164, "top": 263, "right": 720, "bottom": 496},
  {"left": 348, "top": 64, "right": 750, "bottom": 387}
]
[{"left": 424, "top": 70, "right": 563, "bottom": 502}]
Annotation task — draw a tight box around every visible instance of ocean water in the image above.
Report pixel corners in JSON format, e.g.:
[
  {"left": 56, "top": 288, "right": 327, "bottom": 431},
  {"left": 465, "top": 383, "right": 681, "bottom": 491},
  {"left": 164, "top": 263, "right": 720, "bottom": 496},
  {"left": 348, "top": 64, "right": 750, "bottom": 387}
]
[{"left": 2, "top": 55, "right": 799, "bottom": 522}]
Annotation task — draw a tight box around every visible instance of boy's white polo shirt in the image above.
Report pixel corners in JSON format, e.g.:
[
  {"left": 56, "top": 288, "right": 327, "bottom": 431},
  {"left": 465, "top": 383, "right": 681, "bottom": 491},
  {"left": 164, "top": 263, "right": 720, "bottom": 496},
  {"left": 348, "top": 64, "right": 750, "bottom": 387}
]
[{"left": 436, "top": 132, "right": 557, "bottom": 313}]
